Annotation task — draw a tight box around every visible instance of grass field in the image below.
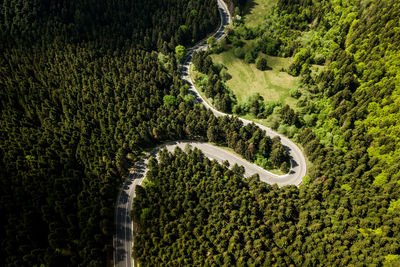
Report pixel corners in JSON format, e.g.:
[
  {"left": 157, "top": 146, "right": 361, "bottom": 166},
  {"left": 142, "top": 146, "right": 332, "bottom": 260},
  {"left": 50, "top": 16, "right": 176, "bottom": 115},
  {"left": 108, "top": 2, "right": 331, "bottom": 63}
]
[
  {"left": 243, "top": 0, "right": 277, "bottom": 28},
  {"left": 210, "top": 0, "right": 300, "bottom": 108},
  {"left": 211, "top": 50, "right": 298, "bottom": 108}
]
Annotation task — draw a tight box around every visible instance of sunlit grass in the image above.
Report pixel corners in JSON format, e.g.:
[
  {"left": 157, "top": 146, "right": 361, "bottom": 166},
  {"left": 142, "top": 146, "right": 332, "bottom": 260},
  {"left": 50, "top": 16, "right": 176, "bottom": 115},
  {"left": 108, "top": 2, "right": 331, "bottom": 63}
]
[{"left": 211, "top": 49, "right": 298, "bottom": 108}]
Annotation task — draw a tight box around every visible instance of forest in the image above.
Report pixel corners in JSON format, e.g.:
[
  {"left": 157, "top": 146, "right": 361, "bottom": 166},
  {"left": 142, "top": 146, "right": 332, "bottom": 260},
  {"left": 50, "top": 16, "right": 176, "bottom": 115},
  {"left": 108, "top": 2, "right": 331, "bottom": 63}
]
[
  {"left": 2, "top": 0, "right": 400, "bottom": 265},
  {"left": 0, "top": 0, "right": 220, "bottom": 265},
  {"left": 132, "top": 148, "right": 294, "bottom": 266},
  {"left": 0, "top": 0, "right": 289, "bottom": 265},
  {"left": 132, "top": 0, "right": 400, "bottom": 265}
]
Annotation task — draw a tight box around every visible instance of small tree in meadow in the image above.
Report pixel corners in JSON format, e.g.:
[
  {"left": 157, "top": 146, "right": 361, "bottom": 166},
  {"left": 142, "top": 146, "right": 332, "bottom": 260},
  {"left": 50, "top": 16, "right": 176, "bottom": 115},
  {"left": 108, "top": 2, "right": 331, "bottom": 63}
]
[{"left": 255, "top": 56, "right": 268, "bottom": 70}]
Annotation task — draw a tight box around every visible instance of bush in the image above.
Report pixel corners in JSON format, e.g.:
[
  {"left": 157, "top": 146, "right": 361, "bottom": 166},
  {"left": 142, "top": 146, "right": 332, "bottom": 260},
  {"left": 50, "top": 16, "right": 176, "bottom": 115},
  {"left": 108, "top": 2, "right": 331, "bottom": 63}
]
[
  {"left": 175, "top": 45, "right": 186, "bottom": 62},
  {"left": 231, "top": 36, "right": 243, "bottom": 47},
  {"left": 220, "top": 68, "right": 232, "bottom": 81},
  {"left": 265, "top": 43, "right": 276, "bottom": 55},
  {"left": 263, "top": 101, "right": 281, "bottom": 117},
  {"left": 254, "top": 154, "right": 274, "bottom": 170},
  {"left": 255, "top": 56, "right": 268, "bottom": 70},
  {"left": 207, "top": 36, "right": 216, "bottom": 47},
  {"left": 212, "top": 43, "right": 224, "bottom": 54},
  {"left": 236, "top": 25, "right": 251, "bottom": 40},
  {"left": 289, "top": 87, "right": 301, "bottom": 98},
  {"left": 233, "top": 47, "right": 245, "bottom": 59},
  {"left": 232, "top": 102, "right": 249, "bottom": 115},
  {"left": 244, "top": 51, "right": 255, "bottom": 63},
  {"left": 302, "top": 175, "right": 311, "bottom": 186},
  {"left": 280, "top": 161, "right": 290, "bottom": 173},
  {"left": 163, "top": 95, "right": 177, "bottom": 106}
]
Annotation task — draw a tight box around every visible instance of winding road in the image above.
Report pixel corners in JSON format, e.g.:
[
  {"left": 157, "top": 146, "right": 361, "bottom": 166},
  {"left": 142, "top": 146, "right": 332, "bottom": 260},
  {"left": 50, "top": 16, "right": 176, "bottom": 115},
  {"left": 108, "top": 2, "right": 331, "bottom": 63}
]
[{"left": 114, "top": 0, "right": 307, "bottom": 266}]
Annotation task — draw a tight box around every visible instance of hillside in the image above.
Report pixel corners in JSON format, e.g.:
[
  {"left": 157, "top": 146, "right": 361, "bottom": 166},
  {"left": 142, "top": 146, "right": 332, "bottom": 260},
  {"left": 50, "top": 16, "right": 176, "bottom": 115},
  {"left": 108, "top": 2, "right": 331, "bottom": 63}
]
[
  {"left": 1, "top": 0, "right": 400, "bottom": 266},
  {"left": 0, "top": 0, "right": 219, "bottom": 265},
  {"left": 135, "top": 0, "right": 400, "bottom": 265}
]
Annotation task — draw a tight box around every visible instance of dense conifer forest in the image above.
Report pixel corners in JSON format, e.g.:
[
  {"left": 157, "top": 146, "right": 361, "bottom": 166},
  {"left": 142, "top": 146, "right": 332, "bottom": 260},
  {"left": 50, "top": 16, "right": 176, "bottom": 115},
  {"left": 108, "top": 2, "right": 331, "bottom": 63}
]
[
  {"left": 132, "top": 147, "right": 294, "bottom": 266},
  {"left": 0, "top": 0, "right": 220, "bottom": 265}
]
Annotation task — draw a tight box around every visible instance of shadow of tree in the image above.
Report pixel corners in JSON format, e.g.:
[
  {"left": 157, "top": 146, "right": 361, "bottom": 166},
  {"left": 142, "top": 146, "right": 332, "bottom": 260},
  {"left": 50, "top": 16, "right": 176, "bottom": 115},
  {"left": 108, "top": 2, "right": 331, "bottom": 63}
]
[{"left": 242, "top": 0, "right": 256, "bottom": 16}]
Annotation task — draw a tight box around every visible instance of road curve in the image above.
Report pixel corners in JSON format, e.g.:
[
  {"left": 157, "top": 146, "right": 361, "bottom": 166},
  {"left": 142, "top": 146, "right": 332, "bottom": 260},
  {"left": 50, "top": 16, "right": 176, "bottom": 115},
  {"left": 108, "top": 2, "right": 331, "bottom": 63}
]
[
  {"left": 180, "top": 0, "right": 307, "bottom": 186},
  {"left": 115, "top": 1, "right": 307, "bottom": 266}
]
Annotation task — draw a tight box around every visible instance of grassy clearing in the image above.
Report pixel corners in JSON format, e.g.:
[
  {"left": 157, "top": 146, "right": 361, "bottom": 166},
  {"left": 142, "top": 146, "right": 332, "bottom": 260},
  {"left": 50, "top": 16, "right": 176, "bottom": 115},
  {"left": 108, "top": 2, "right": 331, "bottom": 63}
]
[
  {"left": 211, "top": 0, "right": 300, "bottom": 108},
  {"left": 243, "top": 0, "right": 277, "bottom": 28},
  {"left": 211, "top": 49, "right": 298, "bottom": 108}
]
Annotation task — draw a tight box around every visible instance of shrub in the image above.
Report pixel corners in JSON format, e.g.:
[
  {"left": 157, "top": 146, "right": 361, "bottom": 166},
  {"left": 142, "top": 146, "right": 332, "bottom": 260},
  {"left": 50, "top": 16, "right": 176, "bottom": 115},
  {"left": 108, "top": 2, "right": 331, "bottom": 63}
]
[
  {"left": 163, "top": 95, "right": 177, "bottom": 106},
  {"left": 233, "top": 47, "right": 245, "bottom": 59},
  {"left": 255, "top": 56, "right": 268, "bottom": 70},
  {"left": 244, "top": 51, "right": 255, "bottom": 63}
]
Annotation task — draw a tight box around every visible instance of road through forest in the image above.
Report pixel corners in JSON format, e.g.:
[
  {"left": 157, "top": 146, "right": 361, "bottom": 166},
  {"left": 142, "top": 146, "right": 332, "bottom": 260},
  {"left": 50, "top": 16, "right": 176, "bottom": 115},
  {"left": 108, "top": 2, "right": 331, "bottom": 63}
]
[{"left": 114, "top": 1, "right": 307, "bottom": 266}]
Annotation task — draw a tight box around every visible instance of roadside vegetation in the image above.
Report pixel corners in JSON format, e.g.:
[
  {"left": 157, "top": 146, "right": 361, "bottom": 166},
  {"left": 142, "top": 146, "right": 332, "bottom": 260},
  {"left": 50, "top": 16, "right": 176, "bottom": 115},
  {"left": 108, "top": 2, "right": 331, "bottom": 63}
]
[{"left": 184, "top": 0, "right": 400, "bottom": 265}]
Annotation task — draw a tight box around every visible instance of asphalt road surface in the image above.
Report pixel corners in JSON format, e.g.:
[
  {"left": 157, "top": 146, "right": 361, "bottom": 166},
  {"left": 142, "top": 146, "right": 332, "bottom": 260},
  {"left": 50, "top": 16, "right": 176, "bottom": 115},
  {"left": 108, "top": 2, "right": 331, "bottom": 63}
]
[{"left": 114, "top": 0, "right": 307, "bottom": 266}]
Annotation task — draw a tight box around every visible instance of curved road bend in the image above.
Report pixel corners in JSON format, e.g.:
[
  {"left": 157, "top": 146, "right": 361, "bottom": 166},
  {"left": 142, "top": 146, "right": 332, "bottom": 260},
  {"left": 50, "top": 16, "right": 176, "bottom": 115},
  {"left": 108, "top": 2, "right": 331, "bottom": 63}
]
[
  {"left": 115, "top": 0, "right": 307, "bottom": 266},
  {"left": 114, "top": 139, "right": 305, "bottom": 267},
  {"left": 180, "top": 0, "right": 306, "bottom": 185}
]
